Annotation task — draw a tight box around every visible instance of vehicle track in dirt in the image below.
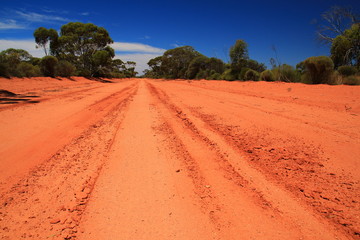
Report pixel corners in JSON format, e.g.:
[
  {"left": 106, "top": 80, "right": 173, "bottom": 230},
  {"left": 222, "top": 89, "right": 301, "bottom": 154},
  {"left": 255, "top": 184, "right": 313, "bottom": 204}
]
[{"left": 0, "top": 78, "right": 359, "bottom": 239}]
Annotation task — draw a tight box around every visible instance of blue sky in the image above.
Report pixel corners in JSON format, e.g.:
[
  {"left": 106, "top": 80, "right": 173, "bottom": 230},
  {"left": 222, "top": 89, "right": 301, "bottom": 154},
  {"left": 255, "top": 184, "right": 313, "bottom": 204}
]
[{"left": 0, "top": 0, "right": 359, "bottom": 74}]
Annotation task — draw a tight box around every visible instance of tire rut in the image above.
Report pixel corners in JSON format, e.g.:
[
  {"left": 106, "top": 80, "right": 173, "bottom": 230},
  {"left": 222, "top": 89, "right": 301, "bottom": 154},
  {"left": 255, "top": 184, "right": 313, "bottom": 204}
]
[
  {"left": 0, "top": 83, "right": 138, "bottom": 239},
  {"left": 147, "top": 81, "right": 352, "bottom": 239}
]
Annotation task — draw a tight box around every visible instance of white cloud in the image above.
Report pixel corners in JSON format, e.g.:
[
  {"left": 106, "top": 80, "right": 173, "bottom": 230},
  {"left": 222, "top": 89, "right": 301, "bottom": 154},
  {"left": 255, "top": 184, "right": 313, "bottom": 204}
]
[
  {"left": 80, "top": 12, "right": 90, "bottom": 16},
  {"left": 15, "top": 11, "right": 71, "bottom": 23},
  {"left": 0, "top": 39, "right": 44, "bottom": 57},
  {"left": 115, "top": 53, "right": 162, "bottom": 75},
  {"left": 0, "top": 20, "right": 26, "bottom": 30},
  {"left": 111, "top": 42, "right": 165, "bottom": 54}
]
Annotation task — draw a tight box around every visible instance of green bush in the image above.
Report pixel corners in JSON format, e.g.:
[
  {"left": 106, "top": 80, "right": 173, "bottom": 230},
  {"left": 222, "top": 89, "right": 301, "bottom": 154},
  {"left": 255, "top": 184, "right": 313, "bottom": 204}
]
[
  {"left": 272, "top": 64, "right": 300, "bottom": 82},
  {"left": 40, "top": 56, "right": 58, "bottom": 77},
  {"left": 244, "top": 69, "right": 259, "bottom": 81},
  {"left": 56, "top": 60, "right": 76, "bottom": 77},
  {"left": 221, "top": 69, "right": 237, "bottom": 81},
  {"left": 238, "top": 67, "right": 250, "bottom": 80},
  {"left": 260, "top": 70, "right": 275, "bottom": 81},
  {"left": 338, "top": 65, "right": 358, "bottom": 76},
  {"left": 0, "top": 62, "right": 10, "bottom": 78},
  {"left": 208, "top": 72, "right": 222, "bottom": 80},
  {"left": 343, "top": 76, "right": 360, "bottom": 85},
  {"left": 303, "top": 56, "right": 335, "bottom": 84},
  {"left": 16, "top": 62, "right": 41, "bottom": 77}
]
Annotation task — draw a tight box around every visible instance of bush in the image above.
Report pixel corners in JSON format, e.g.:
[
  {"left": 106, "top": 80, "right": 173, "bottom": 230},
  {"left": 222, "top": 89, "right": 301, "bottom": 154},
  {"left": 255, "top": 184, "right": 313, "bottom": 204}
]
[
  {"left": 272, "top": 64, "right": 300, "bottom": 82},
  {"left": 244, "top": 69, "right": 259, "bottom": 81},
  {"left": 343, "top": 76, "right": 360, "bottom": 85},
  {"left": 303, "top": 56, "right": 334, "bottom": 84},
  {"left": 208, "top": 72, "right": 222, "bottom": 80},
  {"left": 338, "top": 65, "right": 358, "bottom": 76},
  {"left": 56, "top": 60, "right": 76, "bottom": 77},
  {"left": 16, "top": 62, "right": 41, "bottom": 77},
  {"left": 221, "top": 69, "right": 237, "bottom": 81},
  {"left": 260, "top": 70, "right": 275, "bottom": 81},
  {"left": 40, "top": 56, "right": 58, "bottom": 77},
  {"left": 0, "top": 62, "right": 10, "bottom": 78},
  {"left": 238, "top": 67, "right": 250, "bottom": 80}
]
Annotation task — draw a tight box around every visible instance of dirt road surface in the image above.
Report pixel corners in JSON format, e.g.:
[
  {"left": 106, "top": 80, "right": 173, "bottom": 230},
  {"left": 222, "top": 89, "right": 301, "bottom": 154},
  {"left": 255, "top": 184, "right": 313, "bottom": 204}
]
[{"left": 0, "top": 77, "right": 359, "bottom": 239}]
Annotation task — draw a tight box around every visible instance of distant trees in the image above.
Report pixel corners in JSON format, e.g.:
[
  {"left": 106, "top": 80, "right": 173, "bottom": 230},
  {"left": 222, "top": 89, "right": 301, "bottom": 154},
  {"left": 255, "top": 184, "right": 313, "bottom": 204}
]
[
  {"left": 30, "top": 22, "right": 136, "bottom": 78},
  {"left": 0, "top": 48, "right": 40, "bottom": 78}
]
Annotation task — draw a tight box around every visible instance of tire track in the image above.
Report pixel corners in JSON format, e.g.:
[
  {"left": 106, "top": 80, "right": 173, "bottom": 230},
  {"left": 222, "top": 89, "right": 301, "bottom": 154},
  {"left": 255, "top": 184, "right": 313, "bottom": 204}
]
[
  {"left": 147, "top": 80, "right": 351, "bottom": 239},
  {"left": 0, "top": 83, "right": 138, "bottom": 239}
]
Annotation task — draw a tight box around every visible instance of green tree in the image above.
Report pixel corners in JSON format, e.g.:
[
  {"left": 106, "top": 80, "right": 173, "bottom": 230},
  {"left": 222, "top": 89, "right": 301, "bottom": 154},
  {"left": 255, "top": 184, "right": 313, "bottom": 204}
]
[
  {"left": 40, "top": 56, "right": 58, "bottom": 77},
  {"left": 33, "top": 27, "right": 58, "bottom": 56},
  {"left": 316, "top": 6, "right": 359, "bottom": 45},
  {"left": 47, "top": 22, "right": 114, "bottom": 76},
  {"left": 229, "top": 40, "right": 249, "bottom": 64},
  {"left": 331, "top": 23, "right": 360, "bottom": 67},
  {"left": 161, "top": 46, "right": 201, "bottom": 79}
]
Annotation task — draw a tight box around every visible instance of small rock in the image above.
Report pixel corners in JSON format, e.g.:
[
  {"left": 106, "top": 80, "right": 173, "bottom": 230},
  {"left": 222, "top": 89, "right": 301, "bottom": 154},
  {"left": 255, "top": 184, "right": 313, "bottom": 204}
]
[{"left": 176, "top": 169, "right": 181, "bottom": 173}]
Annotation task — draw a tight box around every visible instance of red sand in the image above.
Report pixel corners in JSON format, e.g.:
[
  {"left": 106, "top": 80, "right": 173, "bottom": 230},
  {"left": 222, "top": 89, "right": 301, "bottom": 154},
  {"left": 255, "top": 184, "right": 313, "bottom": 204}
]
[{"left": 0, "top": 77, "right": 359, "bottom": 239}]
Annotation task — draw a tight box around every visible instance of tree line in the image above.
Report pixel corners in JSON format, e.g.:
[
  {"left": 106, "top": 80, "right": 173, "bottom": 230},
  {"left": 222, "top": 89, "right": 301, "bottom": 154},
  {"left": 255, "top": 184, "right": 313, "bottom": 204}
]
[
  {"left": 144, "top": 6, "right": 359, "bottom": 85},
  {"left": 0, "top": 6, "right": 359, "bottom": 85},
  {"left": 0, "top": 22, "right": 137, "bottom": 78}
]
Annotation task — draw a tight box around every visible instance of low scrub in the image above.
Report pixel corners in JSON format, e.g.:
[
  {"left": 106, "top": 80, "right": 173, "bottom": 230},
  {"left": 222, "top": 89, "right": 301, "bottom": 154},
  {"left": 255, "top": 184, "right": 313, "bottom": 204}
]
[
  {"left": 302, "top": 56, "right": 335, "bottom": 84},
  {"left": 260, "top": 70, "right": 275, "bottom": 81}
]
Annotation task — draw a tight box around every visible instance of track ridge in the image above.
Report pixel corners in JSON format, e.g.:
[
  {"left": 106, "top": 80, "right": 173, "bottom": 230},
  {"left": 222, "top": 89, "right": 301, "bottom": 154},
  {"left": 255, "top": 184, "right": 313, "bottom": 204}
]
[
  {"left": 0, "top": 83, "right": 138, "bottom": 239},
  {"left": 147, "top": 80, "right": 352, "bottom": 239}
]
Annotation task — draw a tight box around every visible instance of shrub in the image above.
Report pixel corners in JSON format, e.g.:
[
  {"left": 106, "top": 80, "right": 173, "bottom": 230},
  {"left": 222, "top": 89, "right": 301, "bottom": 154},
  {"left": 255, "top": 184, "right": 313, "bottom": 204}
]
[
  {"left": 244, "top": 69, "right": 259, "bottom": 81},
  {"left": 221, "top": 69, "right": 237, "bottom": 81},
  {"left": 208, "top": 72, "right": 222, "bottom": 80},
  {"left": 338, "top": 65, "right": 358, "bottom": 76},
  {"left": 239, "top": 67, "right": 250, "bottom": 80},
  {"left": 0, "top": 62, "right": 10, "bottom": 78},
  {"left": 260, "top": 70, "right": 275, "bottom": 81},
  {"left": 56, "top": 60, "right": 76, "bottom": 77},
  {"left": 303, "top": 56, "right": 334, "bottom": 84},
  {"left": 343, "top": 76, "right": 360, "bottom": 85},
  {"left": 272, "top": 64, "right": 300, "bottom": 82},
  {"left": 40, "top": 56, "right": 58, "bottom": 77},
  {"left": 16, "top": 62, "right": 41, "bottom": 77}
]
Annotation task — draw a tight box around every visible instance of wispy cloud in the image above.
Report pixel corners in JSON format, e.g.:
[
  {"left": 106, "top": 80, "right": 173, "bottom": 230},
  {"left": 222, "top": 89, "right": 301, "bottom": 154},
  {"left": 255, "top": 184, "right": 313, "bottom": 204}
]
[
  {"left": 0, "top": 39, "right": 43, "bottom": 57},
  {"left": 0, "top": 20, "right": 26, "bottom": 30},
  {"left": 80, "top": 12, "right": 90, "bottom": 16},
  {"left": 111, "top": 42, "right": 165, "bottom": 54},
  {"left": 15, "top": 10, "right": 71, "bottom": 23}
]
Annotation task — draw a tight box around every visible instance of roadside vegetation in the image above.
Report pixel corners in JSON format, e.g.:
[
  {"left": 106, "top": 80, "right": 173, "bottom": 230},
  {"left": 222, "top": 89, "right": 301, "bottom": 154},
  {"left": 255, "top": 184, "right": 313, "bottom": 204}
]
[
  {"left": 0, "top": 22, "right": 137, "bottom": 79},
  {"left": 0, "top": 6, "right": 359, "bottom": 84}
]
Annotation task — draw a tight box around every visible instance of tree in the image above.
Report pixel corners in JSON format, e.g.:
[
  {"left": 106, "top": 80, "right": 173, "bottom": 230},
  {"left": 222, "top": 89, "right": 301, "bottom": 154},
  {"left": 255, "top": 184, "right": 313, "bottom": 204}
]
[
  {"left": 33, "top": 27, "right": 58, "bottom": 56},
  {"left": 331, "top": 23, "right": 360, "bottom": 67},
  {"left": 316, "top": 6, "right": 359, "bottom": 45},
  {"left": 46, "top": 22, "right": 114, "bottom": 76},
  {"left": 229, "top": 40, "right": 249, "bottom": 65},
  {"left": 161, "top": 46, "right": 201, "bottom": 79}
]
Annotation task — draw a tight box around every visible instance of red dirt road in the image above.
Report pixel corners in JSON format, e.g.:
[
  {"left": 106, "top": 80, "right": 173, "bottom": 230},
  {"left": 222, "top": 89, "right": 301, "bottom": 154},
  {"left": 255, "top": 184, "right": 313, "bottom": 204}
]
[{"left": 0, "top": 77, "right": 359, "bottom": 239}]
